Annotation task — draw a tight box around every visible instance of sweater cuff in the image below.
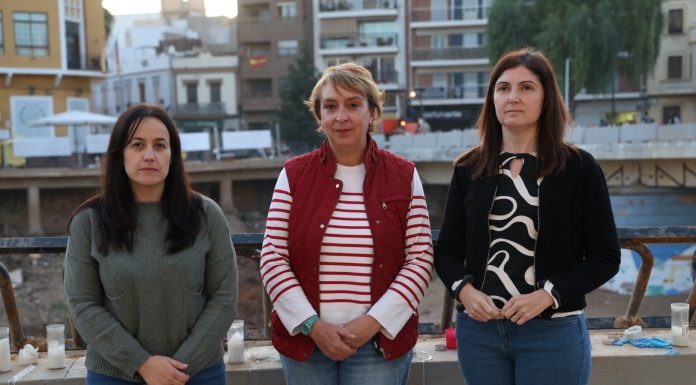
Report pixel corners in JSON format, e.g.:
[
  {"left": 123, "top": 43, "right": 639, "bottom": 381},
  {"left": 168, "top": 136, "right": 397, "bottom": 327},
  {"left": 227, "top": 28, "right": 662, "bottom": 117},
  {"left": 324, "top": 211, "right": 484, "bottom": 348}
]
[
  {"left": 452, "top": 275, "right": 475, "bottom": 303},
  {"left": 540, "top": 280, "right": 561, "bottom": 309},
  {"left": 123, "top": 348, "right": 152, "bottom": 378}
]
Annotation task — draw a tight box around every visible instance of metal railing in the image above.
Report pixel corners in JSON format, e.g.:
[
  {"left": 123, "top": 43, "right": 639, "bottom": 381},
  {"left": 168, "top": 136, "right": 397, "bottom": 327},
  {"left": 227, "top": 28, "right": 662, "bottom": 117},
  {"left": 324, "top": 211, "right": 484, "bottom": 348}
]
[
  {"left": 319, "top": 0, "right": 398, "bottom": 12},
  {"left": 412, "top": 84, "right": 486, "bottom": 100},
  {"left": 1, "top": 227, "right": 695, "bottom": 350},
  {"left": 411, "top": 5, "right": 490, "bottom": 22},
  {"left": 411, "top": 46, "right": 486, "bottom": 61},
  {"left": 320, "top": 32, "right": 398, "bottom": 50}
]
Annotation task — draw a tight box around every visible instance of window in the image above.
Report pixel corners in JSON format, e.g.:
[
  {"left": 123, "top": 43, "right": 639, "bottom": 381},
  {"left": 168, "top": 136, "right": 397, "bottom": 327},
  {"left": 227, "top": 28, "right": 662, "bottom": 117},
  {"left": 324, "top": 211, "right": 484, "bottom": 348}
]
[
  {"left": 662, "top": 106, "right": 681, "bottom": 124},
  {"left": 668, "top": 9, "right": 683, "bottom": 34},
  {"left": 125, "top": 79, "right": 133, "bottom": 106},
  {"left": 14, "top": 12, "right": 49, "bottom": 56},
  {"left": 359, "top": 21, "right": 396, "bottom": 46},
  {"left": 277, "top": 2, "right": 296, "bottom": 19},
  {"left": 431, "top": 34, "right": 447, "bottom": 49},
  {"left": 448, "top": 32, "right": 484, "bottom": 48},
  {"left": 359, "top": 56, "right": 396, "bottom": 83},
  {"left": 246, "top": 42, "right": 271, "bottom": 57},
  {"left": 277, "top": 40, "right": 298, "bottom": 57},
  {"left": 152, "top": 76, "right": 161, "bottom": 104},
  {"left": 0, "top": 12, "right": 4, "bottom": 55},
  {"left": 66, "top": 21, "right": 80, "bottom": 69},
  {"left": 209, "top": 81, "right": 222, "bottom": 103},
  {"left": 138, "top": 81, "right": 146, "bottom": 103},
  {"left": 667, "top": 56, "right": 682, "bottom": 79},
  {"left": 186, "top": 82, "right": 198, "bottom": 103},
  {"left": 101, "top": 83, "right": 109, "bottom": 114},
  {"left": 244, "top": 79, "right": 272, "bottom": 97}
]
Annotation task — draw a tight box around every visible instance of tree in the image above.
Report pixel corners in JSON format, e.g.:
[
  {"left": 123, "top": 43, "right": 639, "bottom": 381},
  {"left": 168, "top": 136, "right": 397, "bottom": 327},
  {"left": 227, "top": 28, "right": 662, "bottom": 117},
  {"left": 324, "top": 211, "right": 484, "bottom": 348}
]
[
  {"left": 278, "top": 44, "right": 322, "bottom": 153},
  {"left": 487, "top": 0, "right": 662, "bottom": 102}
]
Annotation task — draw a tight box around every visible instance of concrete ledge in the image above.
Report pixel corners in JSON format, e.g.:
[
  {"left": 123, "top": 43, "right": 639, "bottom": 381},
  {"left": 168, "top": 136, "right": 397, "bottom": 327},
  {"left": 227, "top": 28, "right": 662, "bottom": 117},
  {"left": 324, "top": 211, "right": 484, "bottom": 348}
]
[{"left": 0, "top": 330, "right": 694, "bottom": 384}]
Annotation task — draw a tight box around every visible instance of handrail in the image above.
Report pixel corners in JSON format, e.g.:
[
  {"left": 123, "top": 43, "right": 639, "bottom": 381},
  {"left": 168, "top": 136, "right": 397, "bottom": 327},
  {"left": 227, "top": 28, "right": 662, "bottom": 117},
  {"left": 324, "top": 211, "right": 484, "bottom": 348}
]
[{"left": 1, "top": 227, "right": 695, "bottom": 349}]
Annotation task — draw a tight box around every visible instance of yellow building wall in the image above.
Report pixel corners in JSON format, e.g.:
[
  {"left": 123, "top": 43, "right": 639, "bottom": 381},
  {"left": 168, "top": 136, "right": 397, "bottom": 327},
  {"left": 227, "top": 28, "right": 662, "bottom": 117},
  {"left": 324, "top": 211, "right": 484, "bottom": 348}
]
[
  {"left": 0, "top": 0, "right": 62, "bottom": 69},
  {"left": 0, "top": 75, "right": 95, "bottom": 136}
]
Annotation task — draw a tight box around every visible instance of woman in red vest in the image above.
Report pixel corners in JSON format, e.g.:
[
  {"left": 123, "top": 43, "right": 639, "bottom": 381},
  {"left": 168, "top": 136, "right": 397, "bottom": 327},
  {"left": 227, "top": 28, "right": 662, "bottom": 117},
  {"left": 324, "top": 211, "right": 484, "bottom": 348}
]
[
  {"left": 260, "top": 63, "right": 433, "bottom": 385},
  {"left": 435, "top": 48, "right": 620, "bottom": 385}
]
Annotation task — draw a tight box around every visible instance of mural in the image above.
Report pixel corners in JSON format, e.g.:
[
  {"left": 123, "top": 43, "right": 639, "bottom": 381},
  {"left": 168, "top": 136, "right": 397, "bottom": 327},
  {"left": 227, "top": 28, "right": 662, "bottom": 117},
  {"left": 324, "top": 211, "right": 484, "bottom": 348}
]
[{"left": 603, "top": 244, "right": 696, "bottom": 296}]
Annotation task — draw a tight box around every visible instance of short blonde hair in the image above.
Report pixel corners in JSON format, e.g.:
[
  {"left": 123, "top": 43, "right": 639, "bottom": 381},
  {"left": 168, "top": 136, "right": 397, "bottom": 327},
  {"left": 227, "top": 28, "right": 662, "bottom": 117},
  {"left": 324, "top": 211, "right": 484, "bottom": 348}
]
[{"left": 305, "top": 63, "right": 385, "bottom": 134}]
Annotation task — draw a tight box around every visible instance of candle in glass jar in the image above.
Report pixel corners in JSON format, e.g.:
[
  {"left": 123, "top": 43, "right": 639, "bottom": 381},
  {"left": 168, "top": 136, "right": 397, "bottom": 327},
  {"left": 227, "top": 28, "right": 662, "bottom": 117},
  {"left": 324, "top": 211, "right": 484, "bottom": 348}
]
[
  {"left": 671, "top": 325, "right": 689, "bottom": 347},
  {"left": 227, "top": 332, "right": 244, "bottom": 363},
  {"left": 47, "top": 341, "right": 66, "bottom": 369},
  {"left": 0, "top": 337, "right": 11, "bottom": 372}
]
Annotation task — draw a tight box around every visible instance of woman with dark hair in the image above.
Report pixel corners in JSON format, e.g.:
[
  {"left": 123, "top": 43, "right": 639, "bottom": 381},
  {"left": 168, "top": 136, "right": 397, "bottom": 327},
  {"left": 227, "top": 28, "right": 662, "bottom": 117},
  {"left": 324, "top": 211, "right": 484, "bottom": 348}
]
[
  {"left": 435, "top": 48, "right": 620, "bottom": 385},
  {"left": 260, "top": 63, "right": 433, "bottom": 385},
  {"left": 64, "top": 104, "right": 237, "bottom": 385}
]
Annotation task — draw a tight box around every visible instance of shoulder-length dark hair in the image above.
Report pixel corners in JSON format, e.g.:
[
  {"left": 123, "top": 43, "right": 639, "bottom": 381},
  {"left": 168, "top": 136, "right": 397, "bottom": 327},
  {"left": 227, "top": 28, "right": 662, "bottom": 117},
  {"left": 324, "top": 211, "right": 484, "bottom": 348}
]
[
  {"left": 456, "top": 47, "right": 576, "bottom": 179},
  {"left": 69, "top": 104, "right": 202, "bottom": 255}
]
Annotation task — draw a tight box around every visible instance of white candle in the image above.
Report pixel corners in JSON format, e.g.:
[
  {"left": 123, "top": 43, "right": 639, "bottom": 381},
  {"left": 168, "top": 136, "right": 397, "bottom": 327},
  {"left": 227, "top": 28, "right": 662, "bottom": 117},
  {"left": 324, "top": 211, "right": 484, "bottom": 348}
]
[
  {"left": 227, "top": 332, "right": 244, "bottom": 364},
  {"left": 671, "top": 325, "right": 689, "bottom": 347},
  {"left": 47, "top": 341, "right": 65, "bottom": 369},
  {"left": 0, "top": 338, "right": 11, "bottom": 372}
]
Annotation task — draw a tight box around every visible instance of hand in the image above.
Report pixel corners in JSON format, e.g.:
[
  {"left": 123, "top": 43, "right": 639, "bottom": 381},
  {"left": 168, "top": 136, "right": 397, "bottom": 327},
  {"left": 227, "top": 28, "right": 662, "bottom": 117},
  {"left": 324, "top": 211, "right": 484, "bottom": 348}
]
[
  {"left": 137, "top": 356, "right": 190, "bottom": 385},
  {"left": 458, "top": 283, "right": 502, "bottom": 322},
  {"left": 502, "top": 289, "right": 554, "bottom": 325},
  {"left": 309, "top": 320, "right": 357, "bottom": 361},
  {"left": 342, "top": 315, "right": 382, "bottom": 349}
]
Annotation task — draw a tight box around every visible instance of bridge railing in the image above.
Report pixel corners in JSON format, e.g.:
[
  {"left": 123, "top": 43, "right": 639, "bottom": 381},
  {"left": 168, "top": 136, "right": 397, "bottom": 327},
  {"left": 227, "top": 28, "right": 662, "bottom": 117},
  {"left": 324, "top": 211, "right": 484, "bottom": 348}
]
[
  {"left": 378, "top": 123, "right": 696, "bottom": 161},
  {"left": 0, "top": 227, "right": 695, "bottom": 350}
]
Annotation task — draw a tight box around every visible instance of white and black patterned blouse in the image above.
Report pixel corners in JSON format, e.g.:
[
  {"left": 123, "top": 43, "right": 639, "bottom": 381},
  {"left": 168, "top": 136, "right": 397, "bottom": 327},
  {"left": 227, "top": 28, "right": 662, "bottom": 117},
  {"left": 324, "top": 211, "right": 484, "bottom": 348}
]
[{"left": 481, "top": 152, "right": 542, "bottom": 308}]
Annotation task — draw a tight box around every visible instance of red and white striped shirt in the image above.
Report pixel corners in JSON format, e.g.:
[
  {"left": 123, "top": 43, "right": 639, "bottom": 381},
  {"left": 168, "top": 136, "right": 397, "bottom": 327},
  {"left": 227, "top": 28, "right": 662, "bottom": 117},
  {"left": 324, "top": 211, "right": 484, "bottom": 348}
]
[{"left": 260, "top": 164, "right": 433, "bottom": 339}]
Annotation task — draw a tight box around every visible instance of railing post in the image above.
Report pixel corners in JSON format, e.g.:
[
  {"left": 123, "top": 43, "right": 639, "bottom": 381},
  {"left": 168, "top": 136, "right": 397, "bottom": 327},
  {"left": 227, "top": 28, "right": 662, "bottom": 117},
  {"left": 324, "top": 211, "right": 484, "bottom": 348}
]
[
  {"left": 0, "top": 263, "right": 24, "bottom": 349},
  {"left": 440, "top": 291, "right": 454, "bottom": 331},
  {"left": 614, "top": 242, "right": 654, "bottom": 328}
]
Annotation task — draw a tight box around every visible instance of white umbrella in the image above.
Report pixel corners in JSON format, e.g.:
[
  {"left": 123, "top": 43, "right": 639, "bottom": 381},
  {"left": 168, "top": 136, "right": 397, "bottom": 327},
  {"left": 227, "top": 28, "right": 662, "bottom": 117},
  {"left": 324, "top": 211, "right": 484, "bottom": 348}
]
[
  {"left": 27, "top": 111, "right": 117, "bottom": 167},
  {"left": 28, "top": 110, "right": 117, "bottom": 127}
]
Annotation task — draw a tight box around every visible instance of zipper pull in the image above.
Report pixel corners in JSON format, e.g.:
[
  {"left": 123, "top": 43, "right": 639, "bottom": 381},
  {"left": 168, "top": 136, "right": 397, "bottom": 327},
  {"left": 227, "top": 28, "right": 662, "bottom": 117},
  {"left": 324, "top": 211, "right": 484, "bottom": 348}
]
[{"left": 382, "top": 202, "right": 387, "bottom": 209}]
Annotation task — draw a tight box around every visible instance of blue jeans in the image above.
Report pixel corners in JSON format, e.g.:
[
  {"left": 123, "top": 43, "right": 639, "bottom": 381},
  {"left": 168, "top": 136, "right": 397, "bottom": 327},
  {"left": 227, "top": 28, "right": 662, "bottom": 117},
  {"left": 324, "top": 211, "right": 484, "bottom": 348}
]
[
  {"left": 280, "top": 342, "right": 413, "bottom": 385},
  {"left": 456, "top": 311, "right": 591, "bottom": 385},
  {"left": 86, "top": 360, "right": 226, "bottom": 385}
]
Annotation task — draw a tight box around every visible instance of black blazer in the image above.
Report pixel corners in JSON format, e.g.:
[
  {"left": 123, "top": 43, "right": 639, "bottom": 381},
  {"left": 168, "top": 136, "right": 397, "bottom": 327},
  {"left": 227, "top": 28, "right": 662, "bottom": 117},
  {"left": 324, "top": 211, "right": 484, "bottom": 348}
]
[{"left": 435, "top": 148, "right": 620, "bottom": 314}]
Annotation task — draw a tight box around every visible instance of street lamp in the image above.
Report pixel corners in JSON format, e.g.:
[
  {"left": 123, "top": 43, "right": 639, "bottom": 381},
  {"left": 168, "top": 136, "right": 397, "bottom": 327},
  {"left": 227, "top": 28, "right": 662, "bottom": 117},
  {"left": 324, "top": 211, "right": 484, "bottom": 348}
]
[{"left": 408, "top": 89, "right": 423, "bottom": 121}]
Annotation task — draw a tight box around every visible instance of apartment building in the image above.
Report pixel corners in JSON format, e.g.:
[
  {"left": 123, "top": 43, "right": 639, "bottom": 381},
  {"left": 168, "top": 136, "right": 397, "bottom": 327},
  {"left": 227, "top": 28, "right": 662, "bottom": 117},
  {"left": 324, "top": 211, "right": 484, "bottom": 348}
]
[
  {"left": 95, "top": 5, "right": 238, "bottom": 162},
  {"left": 237, "top": 0, "right": 313, "bottom": 131},
  {"left": 408, "top": 0, "right": 490, "bottom": 130},
  {"left": 0, "top": 0, "right": 105, "bottom": 141},
  {"left": 646, "top": 0, "right": 696, "bottom": 124},
  {"left": 574, "top": 0, "right": 695, "bottom": 126},
  {"left": 314, "top": 0, "right": 404, "bottom": 121}
]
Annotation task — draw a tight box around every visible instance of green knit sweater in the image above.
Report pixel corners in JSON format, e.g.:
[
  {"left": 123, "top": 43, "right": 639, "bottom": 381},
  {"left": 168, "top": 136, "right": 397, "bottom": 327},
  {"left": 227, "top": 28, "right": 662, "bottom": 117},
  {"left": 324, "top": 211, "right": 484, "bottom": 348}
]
[{"left": 64, "top": 195, "right": 238, "bottom": 382}]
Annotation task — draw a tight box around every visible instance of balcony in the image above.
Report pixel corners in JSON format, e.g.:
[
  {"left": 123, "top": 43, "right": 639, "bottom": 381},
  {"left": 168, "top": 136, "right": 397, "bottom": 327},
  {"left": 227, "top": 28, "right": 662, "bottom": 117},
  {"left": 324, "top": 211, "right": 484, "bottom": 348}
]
[
  {"left": 319, "top": 0, "right": 398, "bottom": 14},
  {"left": 371, "top": 69, "right": 398, "bottom": 84},
  {"left": 412, "top": 46, "right": 486, "bottom": 62},
  {"left": 411, "top": 5, "right": 489, "bottom": 26},
  {"left": 319, "top": 33, "right": 398, "bottom": 54},
  {"left": 660, "top": 79, "right": 696, "bottom": 93},
  {"left": 171, "top": 102, "right": 229, "bottom": 119},
  {"left": 412, "top": 84, "right": 486, "bottom": 101}
]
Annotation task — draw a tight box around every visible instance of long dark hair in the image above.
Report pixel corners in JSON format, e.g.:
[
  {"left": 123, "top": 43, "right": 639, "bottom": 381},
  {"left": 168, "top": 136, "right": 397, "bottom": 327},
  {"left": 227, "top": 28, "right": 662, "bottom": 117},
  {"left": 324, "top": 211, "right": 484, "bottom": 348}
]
[
  {"left": 456, "top": 47, "right": 576, "bottom": 179},
  {"left": 69, "top": 104, "right": 202, "bottom": 255}
]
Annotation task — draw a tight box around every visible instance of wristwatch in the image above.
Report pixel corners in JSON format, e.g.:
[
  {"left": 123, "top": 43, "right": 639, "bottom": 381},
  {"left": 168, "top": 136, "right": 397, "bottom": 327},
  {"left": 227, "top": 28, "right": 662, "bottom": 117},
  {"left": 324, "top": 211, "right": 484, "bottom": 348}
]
[{"left": 300, "top": 315, "right": 320, "bottom": 336}]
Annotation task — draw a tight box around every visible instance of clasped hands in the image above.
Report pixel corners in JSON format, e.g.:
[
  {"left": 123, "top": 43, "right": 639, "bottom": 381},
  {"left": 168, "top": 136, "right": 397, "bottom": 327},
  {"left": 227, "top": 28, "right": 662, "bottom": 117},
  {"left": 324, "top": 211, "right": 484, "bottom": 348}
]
[
  {"left": 308, "top": 315, "right": 381, "bottom": 361},
  {"left": 137, "top": 355, "right": 190, "bottom": 385},
  {"left": 458, "top": 284, "right": 554, "bottom": 325}
]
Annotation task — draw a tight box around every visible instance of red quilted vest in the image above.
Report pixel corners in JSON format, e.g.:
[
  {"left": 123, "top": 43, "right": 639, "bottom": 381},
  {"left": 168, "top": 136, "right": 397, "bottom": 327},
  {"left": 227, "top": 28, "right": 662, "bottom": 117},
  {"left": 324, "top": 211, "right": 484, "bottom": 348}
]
[{"left": 271, "top": 137, "right": 418, "bottom": 362}]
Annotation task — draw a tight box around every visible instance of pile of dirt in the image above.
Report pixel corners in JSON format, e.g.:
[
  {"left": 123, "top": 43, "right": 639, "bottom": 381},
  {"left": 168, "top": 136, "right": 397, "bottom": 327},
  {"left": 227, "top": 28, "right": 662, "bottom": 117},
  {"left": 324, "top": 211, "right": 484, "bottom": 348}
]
[{"left": 0, "top": 252, "right": 265, "bottom": 340}]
